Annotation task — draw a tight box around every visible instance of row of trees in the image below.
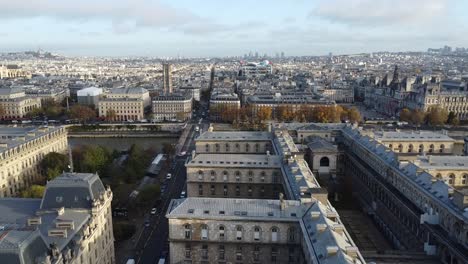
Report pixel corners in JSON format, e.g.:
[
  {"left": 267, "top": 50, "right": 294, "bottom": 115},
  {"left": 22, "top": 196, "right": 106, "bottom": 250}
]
[
  {"left": 399, "top": 106, "right": 459, "bottom": 126},
  {"left": 211, "top": 104, "right": 361, "bottom": 130}
]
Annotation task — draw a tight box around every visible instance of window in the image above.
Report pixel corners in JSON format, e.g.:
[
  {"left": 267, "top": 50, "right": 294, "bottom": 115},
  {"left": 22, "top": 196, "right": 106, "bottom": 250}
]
[
  {"left": 205, "top": 144, "right": 209, "bottom": 152},
  {"left": 408, "top": 144, "right": 414, "bottom": 153},
  {"left": 288, "top": 227, "right": 296, "bottom": 242},
  {"left": 185, "top": 244, "right": 191, "bottom": 258},
  {"left": 236, "top": 186, "right": 240, "bottom": 196},
  {"left": 398, "top": 144, "right": 403, "bottom": 153},
  {"left": 198, "top": 185, "right": 203, "bottom": 196},
  {"left": 429, "top": 144, "right": 434, "bottom": 153},
  {"left": 462, "top": 174, "right": 467, "bottom": 185},
  {"left": 218, "top": 245, "right": 225, "bottom": 260},
  {"left": 248, "top": 186, "right": 253, "bottom": 196},
  {"left": 236, "top": 246, "right": 243, "bottom": 260},
  {"left": 448, "top": 174, "right": 455, "bottom": 185},
  {"left": 439, "top": 144, "right": 445, "bottom": 153},
  {"left": 419, "top": 144, "right": 424, "bottom": 153},
  {"left": 225, "top": 143, "right": 230, "bottom": 152},
  {"left": 223, "top": 171, "right": 228, "bottom": 181},
  {"left": 236, "top": 226, "right": 243, "bottom": 240},
  {"left": 246, "top": 144, "right": 250, "bottom": 152},
  {"left": 201, "top": 244, "right": 208, "bottom": 259},
  {"left": 184, "top": 224, "right": 192, "bottom": 239},
  {"left": 271, "top": 227, "right": 278, "bottom": 242},
  {"left": 254, "top": 226, "right": 261, "bottom": 241},
  {"left": 436, "top": 173, "right": 442, "bottom": 179},
  {"left": 210, "top": 185, "right": 215, "bottom": 195},
  {"left": 219, "top": 225, "right": 225, "bottom": 240},
  {"left": 201, "top": 224, "right": 208, "bottom": 240},
  {"left": 223, "top": 185, "right": 228, "bottom": 196},
  {"left": 319, "top": 157, "right": 330, "bottom": 167}
]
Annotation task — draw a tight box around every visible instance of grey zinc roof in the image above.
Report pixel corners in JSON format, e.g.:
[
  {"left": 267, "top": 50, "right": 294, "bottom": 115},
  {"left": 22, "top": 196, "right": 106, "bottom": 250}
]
[
  {"left": 167, "top": 198, "right": 305, "bottom": 221},
  {"left": 109, "top": 87, "right": 147, "bottom": 94},
  {"left": 187, "top": 153, "right": 282, "bottom": 168},
  {"left": 414, "top": 155, "right": 468, "bottom": 170},
  {"left": 0, "top": 126, "right": 65, "bottom": 153},
  {"left": 0, "top": 199, "right": 41, "bottom": 226},
  {"left": 197, "top": 131, "right": 272, "bottom": 141},
  {"left": 373, "top": 130, "right": 454, "bottom": 142},
  {"left": 40, "top": 173, "right": 106, "bottom": 210},
  {"left": 0, "top": 87, "right": 24, "bottom": 95},
  {"left": 0, "top": 230, "right": 49, "bottom": 264},
  {"left": 308, "top": 137, "right": 338, "bottom": 153}
]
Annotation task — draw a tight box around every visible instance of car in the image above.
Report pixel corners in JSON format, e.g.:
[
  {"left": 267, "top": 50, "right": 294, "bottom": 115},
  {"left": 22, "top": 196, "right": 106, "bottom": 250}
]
[
  {"left": 150, "top": 208, "right": 157, "bottom": 215},
  {"left": 195, "top": 126, "right": 199, "bottom": 132},
  {"left": 178, "top": 151, "right": 186, "bottom": 156},
  {"left": 180, "top": 191, "right": 186, "bottom": 198},
  {"left": 166, "top": 173, "right": 172, "bottom": 179}
]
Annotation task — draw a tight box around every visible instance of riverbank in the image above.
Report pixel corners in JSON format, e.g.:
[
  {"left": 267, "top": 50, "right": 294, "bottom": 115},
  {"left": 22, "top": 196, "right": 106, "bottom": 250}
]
[{"left": 68, "top": 131, "right": 179, "bottom": 138}]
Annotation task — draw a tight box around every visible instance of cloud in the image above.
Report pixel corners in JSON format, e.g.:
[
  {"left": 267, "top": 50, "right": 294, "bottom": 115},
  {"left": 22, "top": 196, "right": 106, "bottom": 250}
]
[
  {"left": 311, "top": 0, "right": 448, "bottom": 26},
  {"left": 0, "top": 0, "right": 199, "bottom": 33}
]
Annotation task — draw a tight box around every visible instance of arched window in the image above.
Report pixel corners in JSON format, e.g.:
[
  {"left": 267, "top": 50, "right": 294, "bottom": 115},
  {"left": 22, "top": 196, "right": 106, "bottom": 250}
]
[
  {"left": 223, "top": 171, "right": 228, "bottom": 181},
  {"left": 398, "top": 144, "right": 403, "bottom": 152},
  {"left": 198, "top": 170, "right": 204, "bottom": 175},
  {"left": 429, "top": 144, "right": 434, "bottom": 153},
  {"left": 219, "top": 225, "right": 225, "bottom": 240},
  {"left": 448, "top": 174, "right": 455, "bottom": 185},
  {"left": 210, "top": 170, "right": 216, "bottom": 176},
  {"left": 225, "top": 143, "right": 230, "bottom": 151},
  {"left": 271, "top": 227, "right": 279, "bottom": 242},
  {"left": 246, "top": 143, "right": 250, "bottom": 152},
  {"left": 205, "top": 144, "right": 209, "bottom": 152},
  {"left": 320, "top": 157, "right": 330, "bottom": 167},
  {"left": 236, "top": 226, "right": 243, "bottom": 240},
  {"left": 462, "top": 174, "right": 467, "bottom": 185},
  {"left": 436, "top": 173, "right": 442, "bottom": 179},
  {"left": 215, "top": 143, "right": 220, "bottom": 152},
  {"left": 408, "top": 144, "right": 414, "bottom": 153},
  {"left": 439, "top": 144, "right": 445, "bottom": 153},
  {"left": 201, "top": 224, "right": 208, "bottom": 240},
  {"left": 235, "top": 143, "right": 240, "bottom": 150},
  {"left": 253, "top": 226, "right": 261, "bottom": 241},
  {"left": 184, "top": 224, "right": 192, "bottom": 239},
  {"left": 419, "top": 144, "right": 424, "bottom": 153},
  {"left": 389, "top": 144, "right": 393, "bottom": 149}
]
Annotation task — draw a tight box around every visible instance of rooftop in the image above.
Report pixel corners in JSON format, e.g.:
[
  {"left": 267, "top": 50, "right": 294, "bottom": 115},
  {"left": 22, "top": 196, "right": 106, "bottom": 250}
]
[
  {"left": 187, "top": 153, "right": 281, "bottom": 168},
  {"left": 197, "top": 131, "right": 272, "bottom": 141},
  {"left": 413, "top": 155, "right": 468, "bottom": 170},
  {"left": 373, "top": 130, "right": 454, "bottom": 142}
]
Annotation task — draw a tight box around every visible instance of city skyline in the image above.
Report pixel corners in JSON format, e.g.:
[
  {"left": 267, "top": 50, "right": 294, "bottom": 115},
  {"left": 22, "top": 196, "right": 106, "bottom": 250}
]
[{"left": 1, "top": 0, "right": 468, "bottom": 57}]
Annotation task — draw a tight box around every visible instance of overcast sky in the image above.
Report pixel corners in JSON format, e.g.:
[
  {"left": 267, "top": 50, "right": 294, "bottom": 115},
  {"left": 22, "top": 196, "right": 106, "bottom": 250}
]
[{"left": 0, "top": 0, "right": 467, "bottom": 57}]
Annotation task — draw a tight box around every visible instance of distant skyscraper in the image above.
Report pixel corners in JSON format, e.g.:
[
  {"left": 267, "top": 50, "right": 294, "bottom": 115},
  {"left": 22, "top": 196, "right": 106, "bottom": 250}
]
[
  {"left": 255, "top": 51, "right": 259, "bottom": 58},
  {"left": 280, "top": 51, "right": 285, "bottom": 58},
  {"left": 163, "top": 63, "right": 173, "bottom": 94},
  {"left": 275, "top": 52, "right": 280, "bottom": 59}
]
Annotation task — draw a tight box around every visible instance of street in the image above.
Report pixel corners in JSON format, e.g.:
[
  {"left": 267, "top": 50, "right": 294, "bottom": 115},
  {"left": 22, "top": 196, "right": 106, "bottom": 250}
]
[{"left": 133, "top": 103, "right": 211, "bottom": 264}]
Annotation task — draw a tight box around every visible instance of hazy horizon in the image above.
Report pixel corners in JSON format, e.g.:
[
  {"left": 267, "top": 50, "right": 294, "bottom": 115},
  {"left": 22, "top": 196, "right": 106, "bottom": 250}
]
[{"left": 1, "top": 0, "right": 467, "bottom": 57}]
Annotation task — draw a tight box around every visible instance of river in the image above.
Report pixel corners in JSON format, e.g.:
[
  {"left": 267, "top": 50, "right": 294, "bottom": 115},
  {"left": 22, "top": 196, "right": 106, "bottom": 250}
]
[{"left": 68, "top": 137, "right": 178, "bottom": 152}]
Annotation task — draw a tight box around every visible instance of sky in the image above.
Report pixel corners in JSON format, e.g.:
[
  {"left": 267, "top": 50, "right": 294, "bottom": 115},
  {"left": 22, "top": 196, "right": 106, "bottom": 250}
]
[{"left": 0, "top": 0, "right": 467, "bottom": 57}]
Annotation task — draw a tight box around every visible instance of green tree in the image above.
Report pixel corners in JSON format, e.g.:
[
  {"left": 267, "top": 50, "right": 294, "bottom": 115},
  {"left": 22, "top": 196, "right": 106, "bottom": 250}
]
[
  {"left": 70, "top": 104, "right": 96, "bottom": 123},
  {"left": 105, "top": 109, "right": 117, "bottom": 121},
  {"left": 73, "top": 145, "right": 112, "bottom": 174},
  {"left": 447, "top": 111, "right": 459, "bottom": 126},
  {"left": 411, "top": 109, "right": 426, "bottom": 127},
  {"left": 426, "top": 106, "right": 448, "bottom": 126},
  {"left": 0, "top": 104, "right": 5, "bottom": 118},
  {"left": 137, "top": 184, "right": 160, "bottom": 204},
  {"left": 399, "top": 108, "right": 411, "bottom": 122},
  {"left": 42, "top": 99, "right": 64, "bottom": 118},
  {"left": 347, "top": 107, "right": 362, "bottom": 123},
  {"left": 40, "top": 152, "right": 69, "bottom": 180},
  {"left": 20, "top": 185, "right": 46, "bottom": 198}
]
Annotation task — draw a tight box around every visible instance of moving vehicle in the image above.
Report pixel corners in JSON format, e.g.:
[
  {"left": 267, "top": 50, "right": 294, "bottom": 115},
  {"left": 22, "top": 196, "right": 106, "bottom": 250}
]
[
  {"left": 166, "top": 173, "right": 172, "bottom": 179},
  {"left": 195, "top": 126, "right": 199, "bottom": 132},
  {"left": 150, "top": 208, "right": 157, "bottom": 215},
  {"left": 180, "top": 191, "right": 186, "bottom": 198},
  {"left": 126, "top": 259, "right": 135, "bottom": 264}
]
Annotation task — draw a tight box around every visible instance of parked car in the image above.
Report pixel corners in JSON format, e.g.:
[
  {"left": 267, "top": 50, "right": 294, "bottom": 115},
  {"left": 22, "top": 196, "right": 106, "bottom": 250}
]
[{"left": 180, "top": 191, "right": 186, "bottom": 198}]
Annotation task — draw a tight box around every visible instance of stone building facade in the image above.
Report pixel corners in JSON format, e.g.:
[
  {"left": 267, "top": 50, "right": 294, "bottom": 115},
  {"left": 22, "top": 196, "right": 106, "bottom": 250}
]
[
  {"left": 0, "top": 126, "right": 68, "bottom": 197},
  {"left": 411, "top": 155, "right": 468, "bottom": 188},
  {"left": 0, "top": 87, "right": 42, "bottom": 119},
  {"left": 0, "top": 172, "right": 115, "bottom": 264},
  {"left": 195, "top": 131, "right": 272, "bottom": 154},
  {"left": 186, "top": 153, "right": 283, "bottom": 199},
  {"left": 152, "top": 93, "right": 193, "bottom": 122},
  {"left": 168, "top": 198, "right": 303, "bottom": 264},
  {"left": 98, "top": 98, "right": 145, "bottom": 121}
]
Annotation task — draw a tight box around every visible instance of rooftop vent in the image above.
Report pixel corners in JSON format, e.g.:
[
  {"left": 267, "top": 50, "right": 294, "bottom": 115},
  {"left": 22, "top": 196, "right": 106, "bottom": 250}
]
[
  {"left": 326, "top": 246, "right": 339, "bottom": 256},
  {"left": 48, "top": 229, "right": 67, "bottom": 238},
  {"left": 345, "top": 246, "right": 359, "bottom": 258},
  {"left": 27, "top": 217, "right": 41, "bottom": 226},
  {"left": 311, "top": 211, "right": 321, "bottom": 219},
  {"left": 56, "top": 219, "right": 75, "bottom": 230},
  {"left": 316, "top": 224, "right": 327, "bottom": 232}
]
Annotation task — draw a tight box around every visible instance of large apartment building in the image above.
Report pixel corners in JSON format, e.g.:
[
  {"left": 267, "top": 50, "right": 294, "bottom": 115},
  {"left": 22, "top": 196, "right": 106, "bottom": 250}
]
[
  {"left": 0, "top": 172, "right": 115, "bottom": 264},
  {"left": 152, "top": 93, "right": 193, "bottom": 122},
  {"left": 0, "top": 126, "right": 68, "bottom": 197},
  {"left": 167, "top": 126, "right": 365, "bottom": 264},
  {"left": 0, "top": 87, "right": 42, "bottom": 119},
  {"left": 98, "top": 87, "right": 150, "bottom": 121},
  {"left": 168, "top": 123, "right": 468, "bottom": 264}
]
